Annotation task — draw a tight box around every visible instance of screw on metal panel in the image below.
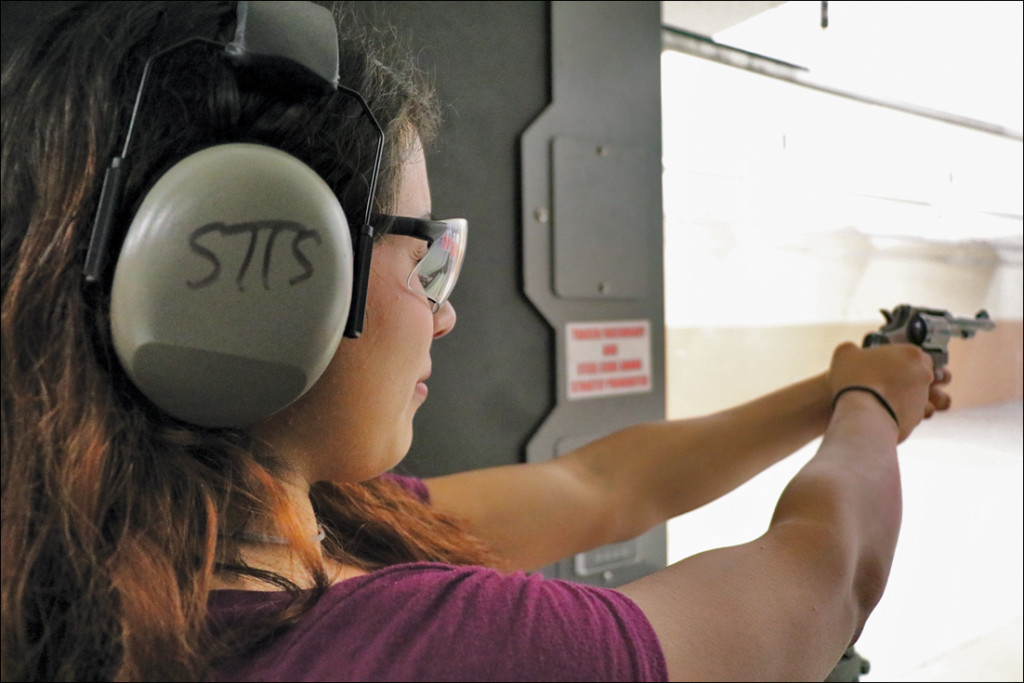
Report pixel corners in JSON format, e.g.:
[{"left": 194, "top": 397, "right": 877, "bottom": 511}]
[
  {"left": 596, "top": 145, "right": 608, "bottom": 157},
  {"left": 598, "top": 282, "right": 610, "bottom": 294},
  {"left": 534, "top": 207, "right": 549, "bottom": 223},
  {"left": 603, "top": 570, "right": 614, "bottom": 583}
]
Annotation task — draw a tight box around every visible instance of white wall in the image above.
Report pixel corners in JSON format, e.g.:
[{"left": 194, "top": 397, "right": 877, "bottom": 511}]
[{"left": 661, "top": 11, "right": 1024, "bottom": 677}]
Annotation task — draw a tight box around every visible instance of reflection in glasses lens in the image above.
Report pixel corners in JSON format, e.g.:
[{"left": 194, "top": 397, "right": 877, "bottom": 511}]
[
  {"left": 379, "top": 215, "right": 466, "bottom": 313},
  {"left": 412, "top": 219, "right": 465, "bottom": 312}
]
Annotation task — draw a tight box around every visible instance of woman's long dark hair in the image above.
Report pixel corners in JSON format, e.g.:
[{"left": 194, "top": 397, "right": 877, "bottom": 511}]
[{"left": 2, "top": 3, "right": 495, "bottom": 680}]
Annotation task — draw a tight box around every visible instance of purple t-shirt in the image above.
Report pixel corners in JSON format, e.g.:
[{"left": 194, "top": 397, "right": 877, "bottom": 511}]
[
  {"left": 209, "top": 563, "right": 667, "bottom": 682},
  {"left": 208, "top": 474, "right": 667, "bottom": 681}
]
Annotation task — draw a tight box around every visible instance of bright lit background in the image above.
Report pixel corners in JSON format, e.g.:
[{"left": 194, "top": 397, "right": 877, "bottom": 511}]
[
  {"left": 661, "top": 2, "right": 1022, "bottom": 680},
  {"left": 663, "top": 1, "right": 1022, "bottom": 328}
]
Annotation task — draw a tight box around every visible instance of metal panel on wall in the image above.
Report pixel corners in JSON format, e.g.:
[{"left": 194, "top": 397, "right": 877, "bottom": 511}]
[
  {"left": 552, "top": 136, "right": 657, "bottom": 300},
  {"left": 521, "top": 1, "right": 666, "bottom": 586}
]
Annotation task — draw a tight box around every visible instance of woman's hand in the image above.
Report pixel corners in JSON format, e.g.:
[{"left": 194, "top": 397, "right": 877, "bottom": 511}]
[{"left": 826, "top": 342, "right": 952, "bottom": 442}]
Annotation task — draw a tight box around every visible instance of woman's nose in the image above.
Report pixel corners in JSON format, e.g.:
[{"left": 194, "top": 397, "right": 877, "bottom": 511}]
[{"left": 433, "top": 301, "right": 456, "bottom": 339}]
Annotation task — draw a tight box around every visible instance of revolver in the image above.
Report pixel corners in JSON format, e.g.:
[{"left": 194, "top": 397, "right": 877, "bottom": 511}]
[{"left": 862, "top": 304, "right": 995, "bottom": 369}]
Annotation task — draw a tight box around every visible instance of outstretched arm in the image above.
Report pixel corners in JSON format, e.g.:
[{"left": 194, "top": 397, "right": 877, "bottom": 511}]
[
  {"left": 426, "top": 342, "right": 946, "bottom": 678},
  {"left": 617, "top": 342, "right": 939, "bottom": 680},
  {"left": 424, "top": 372, "right": 832, "bottom": 571},
  {"left": 425, "top": 342, "right": 949, "bottom": 572}
]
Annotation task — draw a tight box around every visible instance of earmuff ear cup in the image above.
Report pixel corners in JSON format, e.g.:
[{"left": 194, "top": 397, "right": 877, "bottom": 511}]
[{"left": 110, "top": 143, "right": 353, "bottom": 427}]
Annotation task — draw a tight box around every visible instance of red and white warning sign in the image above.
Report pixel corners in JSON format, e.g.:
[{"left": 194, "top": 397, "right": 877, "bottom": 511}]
[{"left": 566, "top": 320, "right": 652, "bottom": 400}]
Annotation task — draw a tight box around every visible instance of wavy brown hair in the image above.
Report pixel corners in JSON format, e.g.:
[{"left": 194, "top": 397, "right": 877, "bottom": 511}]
[{"left": 1, "top": 3, "right": 496, "bottom": 681}]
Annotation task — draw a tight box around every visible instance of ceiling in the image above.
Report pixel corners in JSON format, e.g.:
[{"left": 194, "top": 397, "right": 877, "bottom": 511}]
[{"left": 661, "top": 1, "right": 787, "bottom": 37}]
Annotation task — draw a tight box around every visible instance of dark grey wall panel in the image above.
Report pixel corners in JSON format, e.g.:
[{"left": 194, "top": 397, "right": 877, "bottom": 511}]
[
  {"left": 1, "top": 1, "right": 75, "bottom": 65},
  {"left": 356, "top": 2, "right": 556, "bottom": 478}
]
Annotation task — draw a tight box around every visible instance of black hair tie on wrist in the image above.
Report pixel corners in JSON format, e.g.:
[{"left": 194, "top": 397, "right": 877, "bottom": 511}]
[{"left": 831, "top": 385, "right": 900, "bottom": 428}]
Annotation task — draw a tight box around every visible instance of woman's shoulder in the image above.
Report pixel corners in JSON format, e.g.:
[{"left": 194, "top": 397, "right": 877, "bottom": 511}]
[{"left": 209, "top": 562, "right": 667, "bottom": 682}]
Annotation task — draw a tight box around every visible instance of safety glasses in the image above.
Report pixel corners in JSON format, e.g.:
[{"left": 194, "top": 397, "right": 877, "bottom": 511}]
[{"left": 376, "top": 215, "right": 468, "bottom": 312}]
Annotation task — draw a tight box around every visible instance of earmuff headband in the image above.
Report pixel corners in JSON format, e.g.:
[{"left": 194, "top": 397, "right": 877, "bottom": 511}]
[{"left": 83, "top": 0, "right": 382, "bottom": 338}]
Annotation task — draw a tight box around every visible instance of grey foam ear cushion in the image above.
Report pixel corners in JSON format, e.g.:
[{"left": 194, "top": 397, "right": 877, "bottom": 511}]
[{"left": 110, "top": 143, "right": 353, "bottom": 427}]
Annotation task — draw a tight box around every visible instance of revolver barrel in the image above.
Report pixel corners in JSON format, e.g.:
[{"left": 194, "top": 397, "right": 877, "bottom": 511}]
[{"left": 863, "top": 305, "right": 995, "bottom": 368}]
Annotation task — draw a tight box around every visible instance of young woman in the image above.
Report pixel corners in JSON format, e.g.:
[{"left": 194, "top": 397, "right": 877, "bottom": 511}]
[{"left": 1, "top": 2, "right": 951, "bottom": 681}]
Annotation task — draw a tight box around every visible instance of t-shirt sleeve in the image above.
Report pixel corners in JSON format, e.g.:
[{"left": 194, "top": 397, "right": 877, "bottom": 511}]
[
  {"left": 214, "top": 563, "right": 668, "bottom": 682},
  {"left": 398, "top": 565, "right": 667, "bottom": 682}
]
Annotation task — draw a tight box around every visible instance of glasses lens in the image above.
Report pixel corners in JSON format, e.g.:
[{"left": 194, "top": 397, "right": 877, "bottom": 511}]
[{"left": 409, "top": 218, "right": 466, "bottom": 311}]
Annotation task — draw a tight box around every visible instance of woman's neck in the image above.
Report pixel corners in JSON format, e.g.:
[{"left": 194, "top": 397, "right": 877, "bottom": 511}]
[{"left": 213, "top": 472, "right": 367, "bottom": 591}]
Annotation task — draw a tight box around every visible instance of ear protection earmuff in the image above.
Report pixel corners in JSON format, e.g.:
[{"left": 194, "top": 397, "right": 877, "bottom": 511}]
[
  {"left": 83, "top": 1, "right": 382, "bottom": 427},
  {"left": 109, "top": 143, "right": 352, "bottom": 427}
]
